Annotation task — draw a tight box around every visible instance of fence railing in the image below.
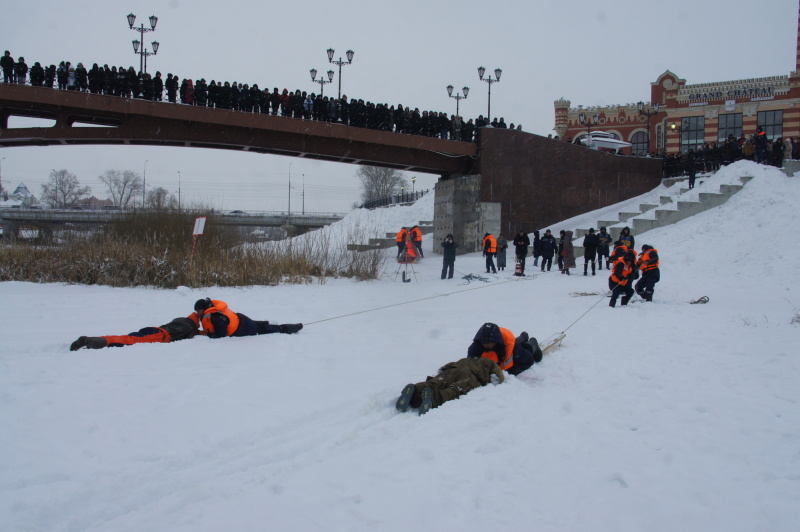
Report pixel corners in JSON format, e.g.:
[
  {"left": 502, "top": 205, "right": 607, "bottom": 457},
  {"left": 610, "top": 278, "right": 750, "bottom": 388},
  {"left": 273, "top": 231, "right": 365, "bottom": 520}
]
[{"left": 360, "top": 189, "right": 429, "bottom": 209}]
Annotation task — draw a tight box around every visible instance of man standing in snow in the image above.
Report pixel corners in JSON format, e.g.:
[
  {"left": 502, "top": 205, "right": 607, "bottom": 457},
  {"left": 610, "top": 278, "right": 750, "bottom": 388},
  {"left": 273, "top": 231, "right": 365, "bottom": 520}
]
[
  {"left": 582, "top": 228, "right": 599, "bottom": 276},
  {"left": 635, "top": 245, "right": 660, "bottom": 302},
  {"left": 609, "top": 250, "right": 636, "bottom": 307},
  {"left": 410, "top": 225, "right": 424, "bottom": 258},
  {"left": 513, "top": 230, "right": 530, "bottom": 274},
  {"left": 440, "top": 234, "right": 458, "bottom": 279},
  {"left": 483, "top": 233, "right": 497, "bottom": 274},
  {"left": 539, "top": 229, "right": 557, "bottom": 272},
  {"left": 597, "top": 227, "right": 612, "bottom": 270},
  {"left": 395, "top": 357, "right": 504, "bottom": 416}
]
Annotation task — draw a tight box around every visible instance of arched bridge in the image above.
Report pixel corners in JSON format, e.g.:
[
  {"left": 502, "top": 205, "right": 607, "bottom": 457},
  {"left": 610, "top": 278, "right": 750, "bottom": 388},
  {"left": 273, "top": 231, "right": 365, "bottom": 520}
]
[
  {"left": 0, "top": 84, "right": 477, "bottom": 175},
  {"left": 0, "top": 83, "right": 664, "bottom": 253}
]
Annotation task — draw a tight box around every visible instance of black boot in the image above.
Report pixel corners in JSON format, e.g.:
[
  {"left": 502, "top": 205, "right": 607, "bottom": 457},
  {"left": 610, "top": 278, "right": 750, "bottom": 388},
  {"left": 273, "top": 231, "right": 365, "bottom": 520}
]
[
  {"left": 592, "top": 263, "right": 596, "bottom": 276},
  {"left": 279, "top": 323, "right": 303, "bottom": 334},
  {"left": 418, "top": 388, "right": 433, "bottom": 416},
  {"left": 396, "top": 384, "right": 416, "bottom": 413}
]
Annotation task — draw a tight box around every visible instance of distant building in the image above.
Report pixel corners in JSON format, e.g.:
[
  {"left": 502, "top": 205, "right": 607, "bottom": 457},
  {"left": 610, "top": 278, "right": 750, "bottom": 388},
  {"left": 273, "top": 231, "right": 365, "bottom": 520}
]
[
  {"left": 76, "top": 196, "right": 113, "bottom": 210},
  {"left": 555, "top": 1, "right": 800, "bottom": 156}
]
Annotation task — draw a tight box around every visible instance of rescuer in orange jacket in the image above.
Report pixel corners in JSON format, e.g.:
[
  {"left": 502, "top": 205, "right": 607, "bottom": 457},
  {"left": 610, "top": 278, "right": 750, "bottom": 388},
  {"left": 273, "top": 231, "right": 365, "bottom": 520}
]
[
  {"left": 70, "top": 316, "right": 199, "bottom": 351},
  {"left": 189, "top": 298, "right": 303, "bottom": 338},
  {"left": 410, "top": 225, "right": 424, "bottom": 258},
  {"left": 396, "top": 227, "right": 409, "bottom": 258},
  {"left": 635, "top": 244, "right": 660, "bottom": 302},
  {"left": 466, "top": 322, "right": 543, "bottom": 376},
  {"left": 609, "top": 250, "right": 636, "bottom": 307},
  {"left": 483, "top": 233, "right": 497, "bottom": 274}
]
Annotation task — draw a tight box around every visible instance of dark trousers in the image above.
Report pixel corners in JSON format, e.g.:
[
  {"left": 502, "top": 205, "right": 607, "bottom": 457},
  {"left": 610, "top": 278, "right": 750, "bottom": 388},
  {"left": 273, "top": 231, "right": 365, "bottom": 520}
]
[
  {"left": 396, "top": 242, "right": 405, "bottom": 257},
  {"left": 540, "top": 256, "right": 552, "bottom": 271},
  {"left": 635, "top": 270, "right": 660, "bottom": 302},
  {"left": 609, "top": 280, "right": 634, "bottom": 307},
  {"left": 516, "top": 252, "right": 526, "bottom": 272},
  {"left": 413, "top": 240, "right": 423, "bottom": 258},
  {"left": 233, "top": 313, "right": 282, "bottom": 336},
  {"left": 485, "top": 253, "right": 496, "bottom": 273},
  {"left": 442, "top": 260, "right": 454, "bottom": 279}
]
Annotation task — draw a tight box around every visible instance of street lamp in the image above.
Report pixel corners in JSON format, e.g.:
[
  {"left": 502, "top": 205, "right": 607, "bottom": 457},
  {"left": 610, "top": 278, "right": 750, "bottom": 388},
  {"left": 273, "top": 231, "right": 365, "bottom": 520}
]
[
  {"left": 310, "top": 68, "right": 334, "bottom": 98},
  {"left": 127, "top": 13, "right": 158, "bottom": 74},
  {"left": 446, "top": 85, "right": 469, "bottom": 116},
  {"left": 579, "top": 112, "right": 599, "bottom": 137},
  {"left": 670, "top": 119, "right": 690, "bottom": 153},
  {"left": 477, "top": 66, "right": 502, "bottom": 123},
  {"left": 177, "top": 170, "right": 181, "bottom": 212},
  {"left": 411, "top": 176, "right": 416, "bottom": 194},
  {"left": 637, "top": 101, "right": 660, "bottom": 154},
  {"left": 0, "top": 157, "right": 5, "bottom": 198},
  {"left": 327, "top": 47, "right": 354, "bottom": 100}
]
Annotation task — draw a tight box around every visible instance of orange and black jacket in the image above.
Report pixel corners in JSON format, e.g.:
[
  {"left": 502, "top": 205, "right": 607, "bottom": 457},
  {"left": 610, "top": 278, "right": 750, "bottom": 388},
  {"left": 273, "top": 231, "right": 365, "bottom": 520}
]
[
  {"left": 396, "top": 228, "right": 409, "bottom": 242},
  {"left": 410, "top": 227, "right": 422, "bottom": 242},
  {"left": 638, "top": 248, "right": 660, "bottom": 272},
  {"left": 467, "top": 326, "right": 517, "bottom": 371},
  {"left": 610, "top": 256, "right": 633, "bottom": 286},
  {"left": 483, "top": 234, "right": 497, "bottom": 254},
  {"left": 189, "top": 299, "right": 240, "bottom": 338}
]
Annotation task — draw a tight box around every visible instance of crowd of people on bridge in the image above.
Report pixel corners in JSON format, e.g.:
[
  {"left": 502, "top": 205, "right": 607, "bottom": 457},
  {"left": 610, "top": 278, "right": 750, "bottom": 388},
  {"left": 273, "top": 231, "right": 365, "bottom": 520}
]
[{"left": 1, "top": 50, "right": 523, "bottom": 143}]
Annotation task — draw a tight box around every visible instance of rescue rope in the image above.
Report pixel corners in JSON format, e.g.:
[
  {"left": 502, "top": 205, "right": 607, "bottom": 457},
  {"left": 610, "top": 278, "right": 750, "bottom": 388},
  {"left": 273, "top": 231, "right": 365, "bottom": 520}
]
[
  {"left": 303, "top": 273, "right": 523, "bottom": 326},
  {"left": 690, "top": 296, "right": 710, "bottom": 304}
]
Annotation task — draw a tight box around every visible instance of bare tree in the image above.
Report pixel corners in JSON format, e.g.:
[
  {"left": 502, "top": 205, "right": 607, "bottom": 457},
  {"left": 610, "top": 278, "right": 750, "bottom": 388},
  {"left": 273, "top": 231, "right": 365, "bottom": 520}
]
[
  {"left": 357, "top": 166, "right": 408, "bottom": 205},
  {"left": 99, "top": 170, "right": 143, "bottom": 208},
  {"left": 146, "top": 186, "right": 171, "bottom": 210},
  {"left": 40, "top": 169, "right": 91, "bottom": 208}
]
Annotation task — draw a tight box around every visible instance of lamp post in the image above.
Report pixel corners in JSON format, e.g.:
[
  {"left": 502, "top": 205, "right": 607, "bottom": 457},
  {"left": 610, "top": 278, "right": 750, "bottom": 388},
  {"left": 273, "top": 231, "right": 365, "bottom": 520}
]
[
  {"left": 670, "top": 119, "right": 690, "bottom": 153},
  {"left": 637, "top": 101, "right": 660, "bottom": 154},
  {"left": 127, "top": 13, "right": 158, "bottom": 74},
  {"left": 0, "top": 157, "right": 5, "bottom": 198},
  {"left": 310, "top": 68, "right": 334, "bottom": 98},
  {"left": 142, "top": 160, "right": 148, "bottom": 208},
  {"left": 477, "top": 66, "right": 502, "bottom": 123},
  {"left": 579, "top": 112, "right": 599, "bottom": 138},
  {"left": 411, "top": 176, "right": 416, "bottom": 195},
  {"left": 177, "top": 170, "right": 181, "bottom": 212},
  {"left": 327, "top": 48, "right": 354, "bottom": 100},
  {"left": 446, "top": 85, "right": 469, "bottom": 116}
]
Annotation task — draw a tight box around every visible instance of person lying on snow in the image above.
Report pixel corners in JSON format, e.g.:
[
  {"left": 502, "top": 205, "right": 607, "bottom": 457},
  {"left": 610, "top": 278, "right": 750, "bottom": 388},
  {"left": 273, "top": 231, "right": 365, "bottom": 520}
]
[
  {"left": 69, "top": 298, "right": 302, "bottom": 351},
  {"left": 189, "top": 298, "right": 303, "bottom": 338},
  {"left": 395, "top": 357, "right": 505, "bottom": 416},
  {"left": 466, "top": 322, "right": 542, "bottom": 376}
]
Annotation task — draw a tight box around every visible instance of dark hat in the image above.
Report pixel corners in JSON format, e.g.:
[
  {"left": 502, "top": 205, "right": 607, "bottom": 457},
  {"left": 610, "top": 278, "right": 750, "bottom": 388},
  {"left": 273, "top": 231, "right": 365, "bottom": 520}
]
[
  {"left": 600, "top": 226, "right": 606, "bottom": 230},
  {"left": 589, "top": 227, "right": 595, "bottom": 233},
  {"left": 484, "top": 233, "right": 490, "bottom": 237},
  {"left": 641, "top": 244, "right": 653, "bottom": 251},
  {"left": 474, "top": 323, "right": 500, "bottom": 345},
  {"left": 194, "top": 298, "right": 212, "bottom": 312}
]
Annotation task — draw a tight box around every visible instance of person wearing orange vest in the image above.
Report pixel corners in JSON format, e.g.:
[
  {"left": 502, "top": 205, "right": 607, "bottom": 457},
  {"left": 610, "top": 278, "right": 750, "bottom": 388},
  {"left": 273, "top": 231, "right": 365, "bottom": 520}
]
[
  {"left": 396, "top": 227, "right": 409, "bottom": 258},
  {"left": 609, "top": 250, "right": 636, "bottom": 307},
  {"left": 635, "top": 244, "right": 660, "bottom": 302},
  {"left": 190, "top": 298, "right": 302, "bottom": 337},
  {"left": 410, "top": 225, "right": 424, "bottom": 258},
  {"left": 70, "top": 316, "right": 199, "bottom": 351},
  {"left": 483, "top": 233, "right": 497, "bottom": 274},
  {"left": 467, "top": 322, "right": 543, "bottom": 376}
]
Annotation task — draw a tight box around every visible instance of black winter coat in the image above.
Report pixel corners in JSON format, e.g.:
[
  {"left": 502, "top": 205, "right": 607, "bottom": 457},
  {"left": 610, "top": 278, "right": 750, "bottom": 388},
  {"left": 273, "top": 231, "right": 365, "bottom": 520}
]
[
  {"left": 441, "top": 236, "right": 458, "bottom": 263},
  {"left": 539, "top": 234, "right": 557, "bottom": 258}
]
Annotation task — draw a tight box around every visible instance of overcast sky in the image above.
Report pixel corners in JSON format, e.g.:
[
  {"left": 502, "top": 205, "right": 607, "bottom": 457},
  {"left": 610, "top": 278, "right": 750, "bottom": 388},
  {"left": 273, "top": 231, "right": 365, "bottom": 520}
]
[{"left": 1, "top": 0, "right": 797, "bottom": 212}]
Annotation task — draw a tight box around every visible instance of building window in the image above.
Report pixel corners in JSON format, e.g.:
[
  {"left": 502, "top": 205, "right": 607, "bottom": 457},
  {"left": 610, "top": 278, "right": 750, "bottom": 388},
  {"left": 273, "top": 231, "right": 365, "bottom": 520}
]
[
  {"left": 679, "top": 116, "right": 704, "bottom": 153},
  {"left": 656, "top": 124, "right": 662, "bottom": 154},
  {"left": 718, "top": 113, "right": 742, "bottom": 142},
  {"left": 757, "top": 110, "right": 783, "bottom": 139},
  {"left": 630, "top": 131, "right": 648, "bottom": 156}
]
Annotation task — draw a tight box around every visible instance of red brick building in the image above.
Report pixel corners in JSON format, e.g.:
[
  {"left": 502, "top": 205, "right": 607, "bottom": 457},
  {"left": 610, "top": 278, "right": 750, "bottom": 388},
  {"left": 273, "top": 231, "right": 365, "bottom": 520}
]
[{"left": 555, "top": 1, "right": 800, "bottom": 156}]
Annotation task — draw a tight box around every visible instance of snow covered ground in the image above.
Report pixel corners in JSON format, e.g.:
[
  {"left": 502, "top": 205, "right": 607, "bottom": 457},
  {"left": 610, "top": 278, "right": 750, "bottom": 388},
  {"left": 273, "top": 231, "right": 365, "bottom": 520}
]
[{"left": 1, "top": 161, "right": 798, "bottom": 532}]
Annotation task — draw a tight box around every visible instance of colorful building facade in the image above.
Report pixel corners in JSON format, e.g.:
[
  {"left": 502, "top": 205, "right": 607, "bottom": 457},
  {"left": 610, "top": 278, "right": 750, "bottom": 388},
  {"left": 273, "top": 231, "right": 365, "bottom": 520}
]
[{"left": 555, "top": 2, "right": 800, "bottom": 156}]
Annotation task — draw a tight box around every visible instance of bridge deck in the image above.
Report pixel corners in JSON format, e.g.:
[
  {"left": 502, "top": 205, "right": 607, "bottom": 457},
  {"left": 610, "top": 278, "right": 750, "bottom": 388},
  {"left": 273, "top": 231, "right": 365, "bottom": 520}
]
[{"left": 0, "top": 85, "right": 477, "bottom": 175}]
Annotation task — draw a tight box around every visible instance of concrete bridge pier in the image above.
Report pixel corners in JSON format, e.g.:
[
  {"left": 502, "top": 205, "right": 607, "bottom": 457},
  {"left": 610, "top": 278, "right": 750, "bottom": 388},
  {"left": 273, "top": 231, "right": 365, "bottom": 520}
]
[
  {"left": 433, "top": 175, "right": 500, "bottom": 255},
  {"left": 1, "top": 220, "right": 21, "bottom": 241}
]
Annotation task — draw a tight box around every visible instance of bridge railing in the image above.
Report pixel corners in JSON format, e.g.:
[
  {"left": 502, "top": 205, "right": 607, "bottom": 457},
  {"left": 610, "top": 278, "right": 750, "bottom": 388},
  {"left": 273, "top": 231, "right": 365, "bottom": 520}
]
[{"left": 360, "top": 189, "right": 429, "bottom": 210}]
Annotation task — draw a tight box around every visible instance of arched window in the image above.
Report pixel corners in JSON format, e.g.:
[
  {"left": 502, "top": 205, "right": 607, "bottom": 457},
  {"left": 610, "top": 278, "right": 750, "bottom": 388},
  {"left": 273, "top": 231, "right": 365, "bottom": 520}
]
[{"left": 630, "top": 131, "right": 648, "bottom": 156}]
